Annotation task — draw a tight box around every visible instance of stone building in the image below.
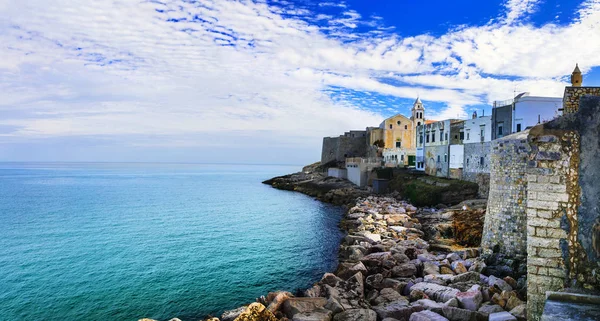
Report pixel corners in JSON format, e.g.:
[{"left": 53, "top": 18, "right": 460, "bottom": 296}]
[
  {"left": 463, "top": 112, "right": 493, "bottom": 197},
  {"left": 321, "top": 130, "right": 369, "bottom": 165},
  {"left": 380, "top": 98, "right": 424, "bottom": 167},
  {"left": 481, "top": 65, "right": 600, "bottom": 321}
]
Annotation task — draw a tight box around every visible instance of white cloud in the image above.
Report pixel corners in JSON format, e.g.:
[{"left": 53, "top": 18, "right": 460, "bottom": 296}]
[{"left": 0, "top": 0, "right": 599, "bottom": 161}]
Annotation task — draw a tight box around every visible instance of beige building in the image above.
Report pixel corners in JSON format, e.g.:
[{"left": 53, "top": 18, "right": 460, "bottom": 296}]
[{"left": 380, "top": 98, "right": 424, "bottom": 166}]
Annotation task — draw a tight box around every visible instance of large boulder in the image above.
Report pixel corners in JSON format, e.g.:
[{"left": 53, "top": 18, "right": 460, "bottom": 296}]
[
  {"left": 410, "top": 283, "right": 460, "bottom": 303},
  {"left": 332, "top": 309, "right": 377, "bottom": 321},
  {"left": 336, "top": 262, "right": 368, "bottom": 280},
  {"left": 283, "top": 298, "right": 328, "bottom": 318},
  {"left": 488, "top": 311, "right": 517, "bottom": 321},
  {"left": 431, "top": 306, "right": 486, "bottom": 321},
  {"left": 409, "top": 310, "right": 449, "bottom": 321},
  {"left": 291, "top": 309, "right": 333, "bottom": 321},
  {"left": 477, "top": 304, "right": 504, "bottom": 316},
  {"left": 266, "top": 291, "right": 293, "bottom": 312},
  {"left": 455, "top": 291, "right": 482, "bottom": 311},
  {"left": 423, "top": 262, "right": 440, "bottom": 275},
  {"left": 234, "top": 303, "right": 278, "bottom": 321},
  {"left": 392, "top": 263, "right": 417, "bottom": 277},
  {"left": 372, "top": 288, "right": 404, "bottom": 306},
  {"left": 373, "top": 302, "right": 424, "bottom": 320},
  {"left": 222, "top": 306, "right": 247, "bottom": 321}
]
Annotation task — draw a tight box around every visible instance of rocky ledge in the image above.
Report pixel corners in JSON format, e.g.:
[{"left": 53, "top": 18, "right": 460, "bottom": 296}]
[{"left": 141, "top": 196, "right": 527, "bottom": 321}]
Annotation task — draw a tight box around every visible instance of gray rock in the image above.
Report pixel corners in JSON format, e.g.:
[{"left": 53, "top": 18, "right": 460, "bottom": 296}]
[
  {"left": 409, "top": 310, "right": 449, "bottom": 321},
  {"left": 477, "top": 304, "right": 504, "bottom": 316},
  {"left": 488, "top": 311, "right": 517, "bottom": 321},
  {"left": 373, "top": 302, "right": 424, "bottom": 320},
  {"left": 366, "top": 274, "right": 384, "bottom": 290},
  {"left": 392, "top": 263, "right": 417, "bottom": 277},
  {"left": 433, "top": 306, "right": 486, "bottom": 321},
  {"left": 423, "top": 262, "right": 440, "bottom": 275},
  {"left": 221, "top": 305, "right": 247, "bottom": 321},
  {"left": 413, "top": 299, "right": 446, "bottom": 310},
  {"left": 455, "top": 290, "right": 482, "bottom": 311},
  {"left": 292, "top": 308, "right": 333, "bottom": 321},
  {"left": 320, "top": 273, "right": 344, "bottom": 287},
  {"left": 283, "top": 297, "right": 328, "bottom": 318},
  {"left": 450, "top": 272, "right": 480, "bottom": 284},
  {"left": 324, "top": 297, "right": 344, "bottom": 314},
  {"left": 372, "top": 288, "right": 403, "bottom": 305},
  {"left": 446, "top": 253, "right": 461, "bottom": 262},
  {"left": 509, "top": 304, "right": 526, "bottom": 320},
  {"left": 332, "top": 309, "right": 377, "bottom": 321},
  {"left": 381, "top": 278, "right": 406, "bottom": 292},
  {"left": 336, "top": 262, "right": 368, "bottom": 280},
  {"left": 410, "top": 283, "right": 460, "bottom": 303},
  {"left": 488, "top": 275, "right": 512, "bottom": 292}
]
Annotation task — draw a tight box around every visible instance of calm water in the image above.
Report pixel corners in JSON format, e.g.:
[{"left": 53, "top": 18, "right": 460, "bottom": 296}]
[{"left": 0, "top": 163, "right": 344, "bottom": 321}]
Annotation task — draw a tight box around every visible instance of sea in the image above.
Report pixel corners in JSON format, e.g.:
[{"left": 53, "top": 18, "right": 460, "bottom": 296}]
[{"left": 0, "top": 162, "right": 345, "bottom": 320}]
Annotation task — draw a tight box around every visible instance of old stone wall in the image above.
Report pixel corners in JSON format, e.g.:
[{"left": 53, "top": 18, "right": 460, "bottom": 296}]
[
  {"left": 424, "top": 145, "right": 449, "bottom": 178},
  {"left": 526, "top": 96, "right": 600, "bottom": 320},
  {"left": 463, "top": 142, "right": 491, "bottom": 198},
  {"left": 321, "top": 136, "right": 368, "bottom": 165},
  {"left": 481, "top": 130, "right": 530, "bottom": 255},
  {"left": 563, "top": 86, "right": 600, "bottom": 114}
]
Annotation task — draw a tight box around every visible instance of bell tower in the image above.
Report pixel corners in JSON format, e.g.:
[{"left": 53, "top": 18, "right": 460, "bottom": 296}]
[
  {"left": 412, "top": 97, "right": 424, "bottom": 127},
  {"left": 571, "top": 63, "right": 582, "bottom": 87}
]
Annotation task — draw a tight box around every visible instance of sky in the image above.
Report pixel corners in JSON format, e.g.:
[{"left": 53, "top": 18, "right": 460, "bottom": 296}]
[{"left": 1, "top": 0, "right": 599, "bottom": 164}]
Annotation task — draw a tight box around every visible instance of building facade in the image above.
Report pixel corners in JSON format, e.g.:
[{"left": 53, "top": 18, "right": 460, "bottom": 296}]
[
  {"left": 380, "top": 97, "right": 424, "bottom": 167},
  {"left": 419, "top": 119, "right": 461, "bottom": 178},
  {"left": 462, "top": 113, "right": 493, "bottom": 197}
]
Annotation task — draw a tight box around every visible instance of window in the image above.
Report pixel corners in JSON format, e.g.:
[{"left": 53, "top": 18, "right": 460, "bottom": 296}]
[
  {"left": 396, "top": 141, "right": 401, "bottom": 148},
  {"left": 426, "top": 132, "right": 430, "bottom": 143},
  {"left": 498, "top": 122, "right": 504, "bottom": 137},
  {"left": 401, "top": 155, "right": 404, "bottom": 161},
  {"left": 437, "top": 155, "right": 440, "bottom": 162},
  {"left": 445, "top": 133, "right": 448, "bottom": 141},
  {"left": 405, "top": 125, "right": 408, "bottom": 130},
  {"left": 480, "top": 125, "right": 485, "bottom": 142},
  {"left": 480, "top": 157, "right": 484, "bottom": 166},
  {"left": 444, "top": 154, "right": 447, "bottom": 162},
  {"left": 397, "top": 121, "right": 401, "bottom": 125},
  {"left": 467, "top": 158, "right": 469, "bottom": 165},
  {"left": 440, "top": 130, "right": 444, "bottom": 141},
  {"left": 466, "top": 129, "right": 470, "bottom": 140},
  {"left": 432, "top": 131, "right": 436, "bottom": 142},
  {"left": 460, "top": 131, "right": 464, "bottom": 140},
  {"left": 419, "top": 135, "right": 423, "bottom": 144},
  {"left": 517, "top": 124, "right": 522, "bottom": 132},
  {"left": 389, "top": 124, "right": 393, "bottom": 129},
  {"left": 418, "top": 122, "right": 421, "bottom": 126}
]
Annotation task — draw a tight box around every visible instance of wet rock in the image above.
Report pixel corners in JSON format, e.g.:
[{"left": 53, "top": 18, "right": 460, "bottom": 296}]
[
  {"left": 283, "top": 298, "right": 328, "bottom": 318},
  {"left": 234, "top": 303, "right": 278, "bottom": 321},
  {"left": 409, "top": 310, "right": 449, "bottom": 321},
  {"left": 488, "top": 311, "right": 517, "bottom": 321},
  {"left": 410, "top": 283, "right": 460, "bottom": 303},
  {"left": 222, "top": 306, "right": 247, "bottom": 321},
  {"left": 332, "top": 309, "right": 377, "bottom": 321}
]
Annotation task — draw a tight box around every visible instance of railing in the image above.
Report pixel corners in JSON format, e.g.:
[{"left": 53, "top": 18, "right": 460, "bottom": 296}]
[
  {"left": 493, "top": 99, "right": 513, "bottom": 108},
  {"left": 346, "top": 157, "right": 383, "bottom": 164}
]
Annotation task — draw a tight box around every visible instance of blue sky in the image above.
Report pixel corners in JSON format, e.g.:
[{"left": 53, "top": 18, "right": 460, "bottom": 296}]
[{"left": 1, "top": 0, "right": 599, "bottom": 164}]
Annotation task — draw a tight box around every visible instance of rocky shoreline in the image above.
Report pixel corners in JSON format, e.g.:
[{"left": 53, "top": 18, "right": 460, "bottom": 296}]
[{"left": 141, "top": 189, "right": 528, "bottom": 321}]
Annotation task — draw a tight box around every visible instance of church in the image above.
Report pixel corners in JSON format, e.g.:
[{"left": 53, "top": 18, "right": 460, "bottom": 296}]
[{"left": 378, "top": 97, "right": 425, "bottom": 167}]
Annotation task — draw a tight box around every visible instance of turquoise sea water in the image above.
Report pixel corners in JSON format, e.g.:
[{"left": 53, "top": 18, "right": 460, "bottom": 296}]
[{"left": 0, "top": 163, "right": 344, "bottom": 320}]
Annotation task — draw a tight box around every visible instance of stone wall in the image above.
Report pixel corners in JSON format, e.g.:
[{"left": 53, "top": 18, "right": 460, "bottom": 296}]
[
  {"left": 321, "top": 136, "right": 368, "bottom": 165},
  {"left": 562, "top": 86, "right": 600, "bottom": 114},
  {"left": 526, "top": 96, "right": 600, "bottom": 320},
  {"left": 481, "top": 130, "right": 530, "bottom": 256},
  {"left": 463, "top": 142, "right": 491, "bottom": 198},
  {"left": 424, "top": 145, "right": 449, "bottom": 178}
]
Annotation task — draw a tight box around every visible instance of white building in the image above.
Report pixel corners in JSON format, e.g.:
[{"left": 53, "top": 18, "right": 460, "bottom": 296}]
[
  {"left": 463, "top": 115, "right": 492, "bottom": 144},
  {"left": 346, "top": 157, "right": 382, "bottom": 188},
  {"left": 512, "top": 93, "right": 562, "bottom": 133}
]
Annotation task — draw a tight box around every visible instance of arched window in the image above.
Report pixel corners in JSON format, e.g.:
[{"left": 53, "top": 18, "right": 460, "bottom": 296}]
[
  {"left": 404, "top": 125, "right": 408, "bottom": 130},
  {"left": 389, "top": 124, "right": 393, "bottom": 129}
]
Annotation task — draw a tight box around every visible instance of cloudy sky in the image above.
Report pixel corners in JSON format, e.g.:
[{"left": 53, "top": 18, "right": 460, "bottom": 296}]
[{"left": 1, "top": 0, "right": 599, "bottom": 164}]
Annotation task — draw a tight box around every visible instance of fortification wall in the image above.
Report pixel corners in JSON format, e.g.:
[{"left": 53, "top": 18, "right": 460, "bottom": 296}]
[
  {"left": 481, "top": 131, "right": 530, "bottom": 255},
  {"left": 321, "top": 136, "right": 368, "bottom": 165},
  {"left": 463, "top": 142, "right": 491, "bottom": 198},
  {"left": 563, "top": 86, "right": 600, "bottom": 114}
]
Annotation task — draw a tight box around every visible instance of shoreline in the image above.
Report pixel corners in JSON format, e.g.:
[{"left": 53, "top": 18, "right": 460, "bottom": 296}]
[{"left": 144, "top": 169, "right": 527, "bottom": 321}]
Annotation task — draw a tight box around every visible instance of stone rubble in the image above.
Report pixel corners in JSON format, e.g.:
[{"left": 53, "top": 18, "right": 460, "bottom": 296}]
[{"left": 140, "top": 196, "right": 527, "bottom": 321}]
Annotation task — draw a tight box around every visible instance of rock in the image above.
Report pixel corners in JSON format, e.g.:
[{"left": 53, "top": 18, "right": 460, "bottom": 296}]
[
  {"left": 332, "top": 309, "right": 377, "bottom": 321},
  {"left": 417, "top": 253, "right": 438, "bottom": 262},
  {"left": 305, "top": 285, "right": 322, "bottom": 297},
  {"left": 336, "top": 262, "right": 368, "bottom": 280},
  {"left": 491, "top": 293, "right": 506, "bottom": 308},
  {"left": 503, "top": 276, "right": 517, "bottom": 289},
  {"left": 423, "top": 262, "right": 440, "bottom": 275},
  {"left": 477, "top": 304, "right": 504, "bottom": 316},
  {"left": 320, "top": 273, "right": 343, "bottom": 287},
  {"left": 205, "top": 318, "right": 218, "bottom": 321},
  {"left": 509, "top": 304, "right": 526, "bottom": 320},
  {"left": 488, "top": 276, "right": 513, "bottom": 292},
  {"left": 451, "top": 262, "right": 467, "bottom": 274},
  {"left": 381, "top": 278, "right": 406, "bottom": 292},
  {"left": 504, "top": 295, "right": 524, "bottom": 311},
  {"left": 392, "top": 263, "right": 417, "bottom": 277},
  {"left": 444, "top": 298, "right": 458, "bottom": 308},
  {"left": 324, "top": 297, "right": 344, "bottom": 314},
  {"left": 440, "top": 266, "right": 455, "bottom": 275},
  {"left": 373, "top": 288, "right": 404, "bottom": 305},
  {"left": 450, "top": 272, "right": 480, "bottom": 284},
  {"left": 283, "top": 298, "right": 328, "bottom": 318},
  {"left": 468, "top": 261, "right": 486, "bottom": 273},
  {"left": 138, "top": 319, "right": 157, "bottom": 321},
  {"left": 222, "top": 306, "right": 247, "bottom": 321},
  {"left": 360, "top": 252, "right": 394, "bottom": 268},
  {"left": 346, "top": 272, "right": 365, "bottom": 297},
  {"left": 409, "top": 289, "right": 429, "bottom": 301},
  {"left": 373, "top": 303, "right": 424, "bottom": 320},
  {"left": 413, "top": 299, "right": 446, "bottom": 310},
  {"left": 410, "top": 283, "right": 460, "bottom": 303},
  {"left": 366, "top": 274, "right": 384, "bottom": 290},
  {"left": 409, "top": 310, "right": 449, "bottom": 321},
  {"left": 488, "top": 311, "right": 517, "bottom": 321},
  {"left": 432, "top": 306, "right": 485, "bottom": 321},
  {"left": 234, "top": 303, "right": 278, "bottom": 321},
  {"left": 455, "top": 291, "right": 482, "bottom": 311},
  {"left": 446, "top": 253, "right": 461, "bottom": 262},
  {"left": 357, "top": 231, "right": 381, "bottom": 244},
  {"left": 291, "top": 309, "right": 333, "bottom": 321},
  {"left": 267, "top": 291, "right": 293, "bottom": 312}
]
